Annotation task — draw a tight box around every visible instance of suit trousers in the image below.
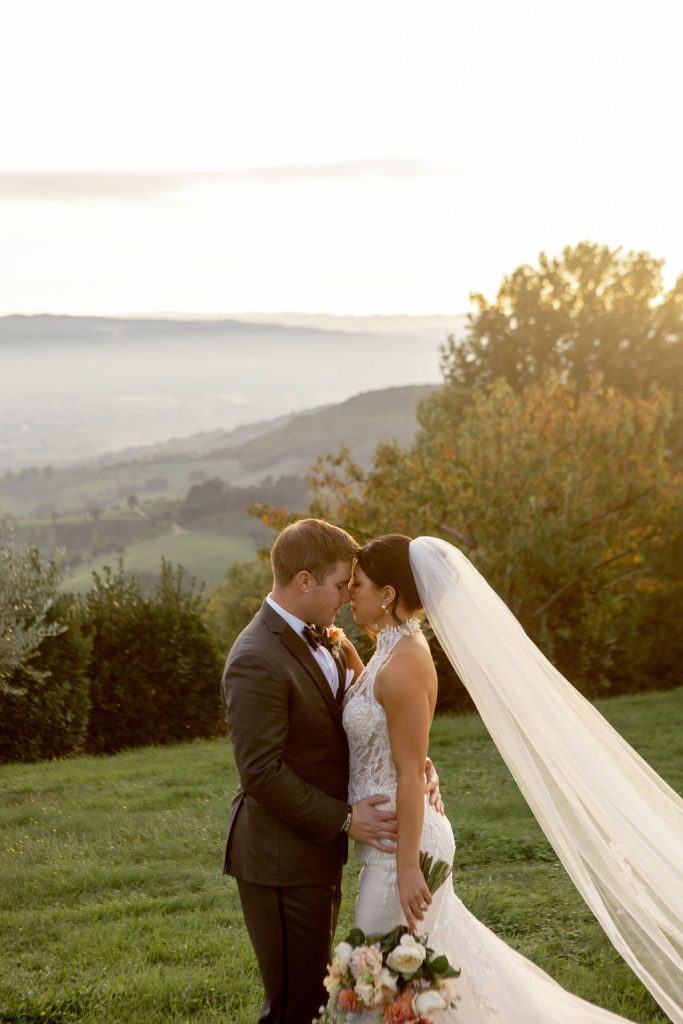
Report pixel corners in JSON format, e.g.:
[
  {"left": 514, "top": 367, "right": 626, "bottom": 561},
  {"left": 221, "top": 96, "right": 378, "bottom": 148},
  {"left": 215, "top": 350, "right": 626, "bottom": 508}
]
[{"left": 236, "top": 873, "right": 343, "bottom": 1024}]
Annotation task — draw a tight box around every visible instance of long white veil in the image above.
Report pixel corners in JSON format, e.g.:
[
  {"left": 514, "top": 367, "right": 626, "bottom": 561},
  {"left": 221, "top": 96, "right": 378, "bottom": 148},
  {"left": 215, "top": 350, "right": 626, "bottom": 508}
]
[{"left": 409, "top": 536, "right": 683, "bottom": 1024}]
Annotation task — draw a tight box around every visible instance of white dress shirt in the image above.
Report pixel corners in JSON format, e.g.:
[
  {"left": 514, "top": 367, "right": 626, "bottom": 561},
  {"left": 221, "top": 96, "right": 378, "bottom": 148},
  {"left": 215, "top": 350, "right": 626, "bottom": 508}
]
[{"left": 266, "top": 594, "right": 340, "bottom": 696}]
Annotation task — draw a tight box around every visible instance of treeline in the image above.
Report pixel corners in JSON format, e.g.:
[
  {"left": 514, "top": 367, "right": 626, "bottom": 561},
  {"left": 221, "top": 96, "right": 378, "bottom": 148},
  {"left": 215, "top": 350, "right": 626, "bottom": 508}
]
[
  {"left": 0, "top": 541, "right": 224, "bottom": 763},
  {"left": 179, "top": 473, "right": 308, "bottom": 524}
]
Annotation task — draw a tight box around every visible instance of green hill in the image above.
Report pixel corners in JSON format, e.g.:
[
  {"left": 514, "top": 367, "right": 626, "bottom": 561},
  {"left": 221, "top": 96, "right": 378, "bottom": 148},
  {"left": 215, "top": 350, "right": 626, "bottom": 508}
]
[
  {"left": 63, "top": 530, "right": 257, "bottom": 593},
  {"left": 218, "top": 384, "right": 438, "bottom": 471}
]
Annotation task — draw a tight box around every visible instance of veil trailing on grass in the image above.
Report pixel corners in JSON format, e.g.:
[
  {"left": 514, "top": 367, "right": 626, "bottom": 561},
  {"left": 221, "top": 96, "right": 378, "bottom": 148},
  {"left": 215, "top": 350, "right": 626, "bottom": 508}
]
[{"left": 409, "top": 536, "right": 683, "bottom": 1024}]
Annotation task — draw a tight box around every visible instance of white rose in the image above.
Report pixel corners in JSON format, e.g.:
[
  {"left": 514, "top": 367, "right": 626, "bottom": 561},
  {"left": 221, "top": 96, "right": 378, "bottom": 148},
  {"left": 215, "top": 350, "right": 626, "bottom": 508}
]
[
  {"left": 413, "top": 989, "right": 448, "bottom": 1016},
  {"left": 386, "top": 934, "right": 427, "bottom": 976},
  {"left": 334, "top": 941, "right": 354, "bottom": 973}
]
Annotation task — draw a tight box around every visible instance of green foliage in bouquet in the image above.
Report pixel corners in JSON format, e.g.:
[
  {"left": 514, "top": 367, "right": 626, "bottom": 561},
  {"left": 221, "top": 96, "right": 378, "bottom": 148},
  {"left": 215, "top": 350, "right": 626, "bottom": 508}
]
[{"left": 418, "top": 850, "right": 452, "bottom": 894}]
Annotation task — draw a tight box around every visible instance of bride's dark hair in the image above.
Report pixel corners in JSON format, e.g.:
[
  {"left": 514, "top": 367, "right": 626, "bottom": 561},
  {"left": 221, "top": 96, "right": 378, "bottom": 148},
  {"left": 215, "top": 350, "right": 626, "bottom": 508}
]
[{"left": 356, "top": 534, "right": 422, "bottom": 620}]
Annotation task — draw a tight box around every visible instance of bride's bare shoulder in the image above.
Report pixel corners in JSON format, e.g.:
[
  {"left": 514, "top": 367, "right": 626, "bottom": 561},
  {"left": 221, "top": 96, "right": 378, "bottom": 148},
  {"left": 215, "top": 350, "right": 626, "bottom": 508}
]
[{"left": 376, "top": 632, "right": 436, "bottom": 699}]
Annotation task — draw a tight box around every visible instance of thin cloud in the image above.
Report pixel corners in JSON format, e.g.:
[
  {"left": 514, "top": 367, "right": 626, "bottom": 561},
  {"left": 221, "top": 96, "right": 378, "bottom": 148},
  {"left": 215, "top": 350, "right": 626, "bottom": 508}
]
[{"left": 0, "top": 160, "right": 465, "bottom": 203}]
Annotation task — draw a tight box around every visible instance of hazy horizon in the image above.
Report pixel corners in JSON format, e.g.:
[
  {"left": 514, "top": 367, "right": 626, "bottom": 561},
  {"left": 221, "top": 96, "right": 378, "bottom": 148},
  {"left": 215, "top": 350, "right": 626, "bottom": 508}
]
[{"left": 0, "top": 315, "right": 461, "bottom": 471}]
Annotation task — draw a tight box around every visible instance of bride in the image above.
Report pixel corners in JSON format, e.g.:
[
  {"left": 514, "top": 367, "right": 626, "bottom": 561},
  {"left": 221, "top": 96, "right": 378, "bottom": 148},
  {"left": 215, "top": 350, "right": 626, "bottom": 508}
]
[{"left": 340, "top": 534, "right": 683, "bottom": 1023}]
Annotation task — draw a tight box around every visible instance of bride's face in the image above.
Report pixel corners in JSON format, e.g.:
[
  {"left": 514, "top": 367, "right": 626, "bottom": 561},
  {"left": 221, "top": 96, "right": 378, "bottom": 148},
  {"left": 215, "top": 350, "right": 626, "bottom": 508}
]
[{"left": 348, "top": 561, "right": 387, "bottom": 626}]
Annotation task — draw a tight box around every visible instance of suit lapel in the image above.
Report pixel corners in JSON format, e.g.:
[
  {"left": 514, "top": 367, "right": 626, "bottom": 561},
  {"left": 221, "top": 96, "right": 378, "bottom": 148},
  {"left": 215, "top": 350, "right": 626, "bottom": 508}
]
[
  {"left": 258, "top": 600, "right": 344, "bottom": 727},
  {"left": 280, "top": 629, "right": 343, "bottom": 724}
]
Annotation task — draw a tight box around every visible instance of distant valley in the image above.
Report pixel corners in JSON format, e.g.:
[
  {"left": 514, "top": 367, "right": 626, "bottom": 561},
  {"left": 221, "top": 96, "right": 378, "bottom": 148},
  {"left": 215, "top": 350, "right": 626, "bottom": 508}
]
[
  {"left": 1, "top": 311, "right": 461, "bottom": 589},
  {"left": 3, "top": 383, "right": 439, "bottom": 591}
]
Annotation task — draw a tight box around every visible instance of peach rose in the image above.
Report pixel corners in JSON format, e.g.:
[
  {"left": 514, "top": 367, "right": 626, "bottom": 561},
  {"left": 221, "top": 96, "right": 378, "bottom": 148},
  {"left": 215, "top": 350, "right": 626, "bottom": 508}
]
[
  {"left": 350, "top": 943, "right": 383, "bottom": 980},
  {"left": 326, "top": 625, "right": 346, "bottom": 645}
]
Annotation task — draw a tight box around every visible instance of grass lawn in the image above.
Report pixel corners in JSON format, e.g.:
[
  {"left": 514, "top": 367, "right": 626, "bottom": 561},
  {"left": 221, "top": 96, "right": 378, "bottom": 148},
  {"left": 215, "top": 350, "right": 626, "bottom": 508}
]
[
  {"left": 62, "top": 531, "right": 257, "bottom": 593},
  {"left": 1, "top": 689, "right": 680, "bottom": 1023}
]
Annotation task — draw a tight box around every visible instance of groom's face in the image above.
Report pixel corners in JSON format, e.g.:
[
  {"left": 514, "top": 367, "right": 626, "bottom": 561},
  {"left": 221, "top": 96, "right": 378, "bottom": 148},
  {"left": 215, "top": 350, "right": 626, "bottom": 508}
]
[{"left": 306, "top": 559, "right": 353, "bottom": 626}]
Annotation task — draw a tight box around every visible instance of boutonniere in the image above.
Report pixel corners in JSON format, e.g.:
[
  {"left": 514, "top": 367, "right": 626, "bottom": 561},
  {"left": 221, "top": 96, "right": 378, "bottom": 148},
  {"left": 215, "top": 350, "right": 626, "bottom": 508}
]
[{"left": 324, "top": 626, "right": 346, "bottom": 660}]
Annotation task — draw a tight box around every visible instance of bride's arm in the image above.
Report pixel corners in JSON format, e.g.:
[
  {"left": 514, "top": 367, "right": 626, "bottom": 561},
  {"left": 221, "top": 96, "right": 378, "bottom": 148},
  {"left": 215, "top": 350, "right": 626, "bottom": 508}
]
[
  {"left": 327, "top": 626, "right": 366, "bottom": 684},
  {"left": 377, "top": 649, "right": 435, "bottom": 932},
  {"left": 338, "top": 633, "right": 364, "bottom": 680}
]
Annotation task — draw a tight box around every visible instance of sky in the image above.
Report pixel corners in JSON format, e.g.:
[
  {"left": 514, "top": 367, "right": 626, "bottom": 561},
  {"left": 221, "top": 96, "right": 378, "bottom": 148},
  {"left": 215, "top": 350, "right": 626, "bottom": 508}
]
[{"left": 1, "top": 0, "right": 682, "bottom": 317}]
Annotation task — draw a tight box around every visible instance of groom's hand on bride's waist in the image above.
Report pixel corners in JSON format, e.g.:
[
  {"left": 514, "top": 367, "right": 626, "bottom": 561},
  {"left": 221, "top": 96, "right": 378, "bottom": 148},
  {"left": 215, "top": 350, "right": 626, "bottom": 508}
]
[
  {"left": 425, "top": 757, "right": 445, "bottom": 815},
  {"left": 348, "top": 794, "right": 397, "bottom": 851}
]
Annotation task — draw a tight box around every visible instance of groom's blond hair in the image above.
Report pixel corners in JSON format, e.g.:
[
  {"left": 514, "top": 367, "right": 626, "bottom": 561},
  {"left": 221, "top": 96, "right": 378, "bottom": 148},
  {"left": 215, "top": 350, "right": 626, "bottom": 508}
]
[{"left": 271, "top": 518, "right": 360, "bottom": 586}]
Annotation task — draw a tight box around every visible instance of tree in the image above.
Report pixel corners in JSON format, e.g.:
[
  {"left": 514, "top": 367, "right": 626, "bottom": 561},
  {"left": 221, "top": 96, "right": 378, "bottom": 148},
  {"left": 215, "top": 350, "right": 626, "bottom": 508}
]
[
  {"left": 0, "top": 521, "right": 92, "bottom": 762},
  {"left": 0, "top": 519, "right": 65, "bottom": 694},
  {"left": 437, "top": 242, "right": 683, "bottom": 454},
  {"left": 183, "top": 477, "right": 227, "bottom": 518},
  {"left": 0, "top": 593, "right": 92, "bottom": 763}
]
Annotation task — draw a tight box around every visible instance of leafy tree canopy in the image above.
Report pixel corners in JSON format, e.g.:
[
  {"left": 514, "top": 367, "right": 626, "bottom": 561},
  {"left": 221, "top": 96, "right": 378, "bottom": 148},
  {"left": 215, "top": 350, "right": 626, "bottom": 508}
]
[{"left": 436, "top": 242, "right": 682, "bottom": 452}]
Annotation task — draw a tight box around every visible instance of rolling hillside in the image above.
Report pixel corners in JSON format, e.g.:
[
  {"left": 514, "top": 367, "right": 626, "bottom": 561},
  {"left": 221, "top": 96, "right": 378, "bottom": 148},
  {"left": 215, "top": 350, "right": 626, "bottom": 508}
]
[
  {"left": 62, "top": 530, "right": 257, "bottom": 593},
  {"left": 1, "top": 384, "right": 437, "bottom": 517}
]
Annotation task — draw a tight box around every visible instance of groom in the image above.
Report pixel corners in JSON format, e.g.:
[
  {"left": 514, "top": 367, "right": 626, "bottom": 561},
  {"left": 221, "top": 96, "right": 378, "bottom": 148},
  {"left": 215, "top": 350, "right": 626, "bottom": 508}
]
[{"left": 221, "top": 518, "right": 399, "bottom": 1024}]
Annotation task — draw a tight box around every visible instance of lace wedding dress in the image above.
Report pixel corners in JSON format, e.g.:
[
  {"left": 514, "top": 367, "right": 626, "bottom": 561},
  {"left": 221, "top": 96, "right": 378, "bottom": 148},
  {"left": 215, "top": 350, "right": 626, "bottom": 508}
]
[{"left": 343, "top": 620, "right": 636, "bottom": 1023}]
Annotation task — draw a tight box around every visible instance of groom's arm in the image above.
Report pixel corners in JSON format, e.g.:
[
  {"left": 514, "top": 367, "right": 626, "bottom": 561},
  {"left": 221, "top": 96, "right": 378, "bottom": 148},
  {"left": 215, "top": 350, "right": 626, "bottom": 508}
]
[{"left": 223, "top": 650, "right": 348, "bottom": 846}]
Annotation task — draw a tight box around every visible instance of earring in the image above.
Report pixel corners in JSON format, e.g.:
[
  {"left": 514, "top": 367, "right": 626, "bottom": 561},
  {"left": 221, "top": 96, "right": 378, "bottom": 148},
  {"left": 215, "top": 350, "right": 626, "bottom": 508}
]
[{"left": 380, "top": 603, "right": 386, "bottom": 610}]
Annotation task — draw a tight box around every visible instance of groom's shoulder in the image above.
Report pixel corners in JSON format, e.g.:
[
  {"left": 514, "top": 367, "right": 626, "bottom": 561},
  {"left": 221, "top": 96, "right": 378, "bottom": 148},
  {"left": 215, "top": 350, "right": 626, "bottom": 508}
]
[{"left": 227, "top": 599, "right": 281, "bottom": 661}]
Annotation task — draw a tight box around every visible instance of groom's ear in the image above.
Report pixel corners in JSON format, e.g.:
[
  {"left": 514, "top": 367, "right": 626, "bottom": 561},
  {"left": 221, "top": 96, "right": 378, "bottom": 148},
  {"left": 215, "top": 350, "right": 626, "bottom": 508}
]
[{"left": 294, "top": 569, "right": 314, "bottom": 593}]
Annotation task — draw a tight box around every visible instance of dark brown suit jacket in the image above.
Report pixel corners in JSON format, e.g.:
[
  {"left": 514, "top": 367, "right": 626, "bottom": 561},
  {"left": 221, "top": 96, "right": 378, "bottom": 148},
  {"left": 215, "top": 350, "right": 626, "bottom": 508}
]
[{"left": 221, "top": 600, "right": 350, "bottom": 887}]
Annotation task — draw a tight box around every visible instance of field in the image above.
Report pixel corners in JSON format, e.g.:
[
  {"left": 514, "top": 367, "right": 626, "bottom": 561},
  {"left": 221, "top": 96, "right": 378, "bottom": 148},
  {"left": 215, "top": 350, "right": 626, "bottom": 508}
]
[
  {"left": 62, "top": 531, "right": 257, "bottom": 592},
  {"left": 1, "top": 689, "right": 681, "bottom": 1023}
]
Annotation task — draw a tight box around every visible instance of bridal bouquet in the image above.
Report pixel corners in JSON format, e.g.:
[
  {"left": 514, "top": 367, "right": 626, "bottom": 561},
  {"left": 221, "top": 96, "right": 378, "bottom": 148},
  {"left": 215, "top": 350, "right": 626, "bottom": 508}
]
[{"left": 314, "top": 854, "right": 459, "bottom": 1024}]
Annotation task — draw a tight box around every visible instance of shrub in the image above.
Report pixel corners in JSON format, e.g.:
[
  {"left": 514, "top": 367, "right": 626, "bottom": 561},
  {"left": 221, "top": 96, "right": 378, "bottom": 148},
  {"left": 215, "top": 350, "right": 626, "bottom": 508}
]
[{"left": 85, "top": 560, "right": 224, "bottom": 753}]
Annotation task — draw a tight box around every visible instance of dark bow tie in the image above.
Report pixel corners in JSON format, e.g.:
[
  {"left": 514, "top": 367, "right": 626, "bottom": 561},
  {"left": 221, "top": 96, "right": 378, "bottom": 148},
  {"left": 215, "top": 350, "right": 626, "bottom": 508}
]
[{"left": 303, "top": 624, "right": 328, "bottom": 651}]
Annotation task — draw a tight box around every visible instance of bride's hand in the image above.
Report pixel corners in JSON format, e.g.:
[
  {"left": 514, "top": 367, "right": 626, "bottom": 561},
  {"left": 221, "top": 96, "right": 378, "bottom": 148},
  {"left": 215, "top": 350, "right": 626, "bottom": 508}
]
[
  {"left": 338, "top": 633, "right": 365, "bottom": 680},
  {"left": 398, "top": 863, "right": 432, "bottom": 933}
]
